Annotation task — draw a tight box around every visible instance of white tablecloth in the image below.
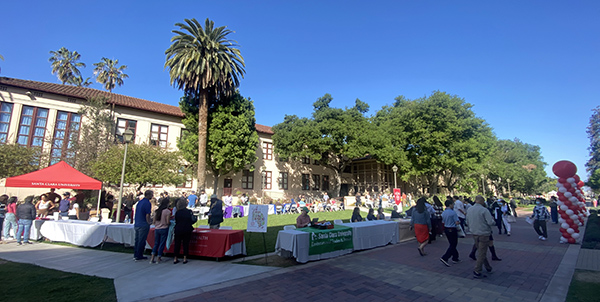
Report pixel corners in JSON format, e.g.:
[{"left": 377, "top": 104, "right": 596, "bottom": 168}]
[
  {"left": 40, "top": 220, "right": 110, "bottom": 247},
  {"left": 339, "top": 220, "right": 399, "bottom": 250},
  {"left": 105, "top": 223, "right": 136, "bottom": 246},
  {"left": 275, "top": 229, "right": 353, "bottom": 263}
]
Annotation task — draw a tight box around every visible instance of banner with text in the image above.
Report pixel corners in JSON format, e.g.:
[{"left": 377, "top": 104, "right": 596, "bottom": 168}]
[{"left": 299, "top": 225, "right": 353, "bottom": 255}]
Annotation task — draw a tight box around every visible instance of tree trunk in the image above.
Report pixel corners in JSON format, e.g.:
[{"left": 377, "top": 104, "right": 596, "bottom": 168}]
[
  {"left": 197, "top": 91, "right": 208, "bottom": 190},
  {"left": 213, "top": 171, "right": 220, "bottom": 196},
  {"left": 332, "top": 168, "right": 342, "bottom": 198}
]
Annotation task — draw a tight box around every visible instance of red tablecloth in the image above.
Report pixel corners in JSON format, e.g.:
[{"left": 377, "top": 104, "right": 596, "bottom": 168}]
[{"left": 147, "top": 228, "right": 244, "bottom": 258}]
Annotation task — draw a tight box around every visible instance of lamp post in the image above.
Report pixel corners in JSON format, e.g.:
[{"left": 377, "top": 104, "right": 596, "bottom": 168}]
[
  {"left": 115, "top": 129, "right": 134, "bottom": 223},
  {"left": 392, "top": 165, "right": 398, "bottom": 189}
]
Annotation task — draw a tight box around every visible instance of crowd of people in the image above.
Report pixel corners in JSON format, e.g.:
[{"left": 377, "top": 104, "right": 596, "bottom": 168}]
[{"left": 401, "top": 194, "right": 554, "bottom": 278}]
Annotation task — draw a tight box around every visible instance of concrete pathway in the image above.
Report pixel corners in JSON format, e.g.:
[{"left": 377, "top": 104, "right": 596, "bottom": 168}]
[{"left": 0, "top": 211, "right": 593, "bottom": 302}]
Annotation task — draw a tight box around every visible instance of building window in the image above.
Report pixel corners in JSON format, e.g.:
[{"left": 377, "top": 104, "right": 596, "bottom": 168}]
[
  {"left": 151, "top": 124, "right": 168, "bottom": 148},
  {"left": 278, "top": 172, "right": 288, "bottom": 190},
  {"left": 0, "top": 102, "right": 14, "bottom": 143},
  {"left": 313, "top": 159, "right": 319, "bottom": 165},
  {"left": 322, "top": 175, "right": 330, "bottom": 191},
  {"left": 263, "top": 142, "right": 273, "bottom": 160},
  {"left": 262, "top": 171, "right": 272, "bottom": 190},
  {"left": 302, "top": 174, "right": 310, "bottom": 190},
  {"left": 146, "top": 183, "right": 163, "bottom": 188},
  {"left": 242, "top": 169, "right": 254, "bottom": 189},
  {"left": 50, "top": 111, "right": 81, "bottom": 165},
  {"left": 116, "top": 118, "right": 137, "bottom": 143},
  {"left": 17, "top": 106, "right": 48, "bottom": 148},
  {"left": 312, "top": 174, "right": 321, "bottom": 190},
  {"left": 302, "top": 157, "right": 310, "bottom": 164}
]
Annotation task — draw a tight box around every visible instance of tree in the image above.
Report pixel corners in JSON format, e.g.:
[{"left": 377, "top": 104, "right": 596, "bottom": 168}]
[
  {"left": 373, "top": 91, "right": 495, "bottom": 195},
  {"left": 71, "top": 76, "right": 93, "bottom": 87},
  {"left": 586, "top": 106, "right": 600, "bottom": 191},
  {"left": 93, "top": 58, "right": 128, "bottom": 93},
  {"left": 70, "top": 97, "right": 116, "bottom": 176},
  {"left": 49, "top": 47, "right": 86, "bottom": 85},
  {"left": 165, "top": 18, "right": 245, "bottom": 190},
  {"left": 0, "top": 143, "right": 42, "bottom": 178},
  {"left": 272, "top": 94, "right": 375, "bottom": 196},
  {"left": 90, "top": 143, "right": 186, "bottom": 191},
  {"left": 178, "top": 91, "right": 259, "bottom": 192}
]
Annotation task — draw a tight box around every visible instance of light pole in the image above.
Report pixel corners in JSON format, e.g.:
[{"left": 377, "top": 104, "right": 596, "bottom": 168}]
[
  {"left": 481, "top": 174, "right": 486, "bottom": 196},
  {"left": 116, "top": 129, "right": 134, "bottom": 223},
  {"left": 392, "top": 165, "right": 398, "bottom": 189}
]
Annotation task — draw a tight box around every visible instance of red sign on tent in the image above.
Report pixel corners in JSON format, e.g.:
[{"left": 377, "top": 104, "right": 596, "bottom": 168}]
[
  {"left": 393, "top": 188, "right": 402, "bottom": 205},
  {"left": 5, "top": 161, "right": 102, "bottom": 190}
]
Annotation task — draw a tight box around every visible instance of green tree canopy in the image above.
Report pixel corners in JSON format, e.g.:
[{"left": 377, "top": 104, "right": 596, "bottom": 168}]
[
  {"left": 178, "top": 91, "right": 259, "bottom": 192},
  {"left": 93, "top": 58, "right": 128, "bottom": 93},
  {"left": 373, "top": 91, "right": 495, "bottom": 194},
  {"left": 49, "top": 47, "right": 86, "bottom": 85},
  {"left": 0, "top": 143, "right": 42, "bottom": 178},
  {"left": 272, "top": 94, "right": 375, "bottom": 196},
  {"left": 586, "top": 106, "right": 600, "bottom": 191},
  {"left": 165, "top": 18, "right": 245, "bottom": 190},
  {"left": 90, "top": 144, "right": 186, "bottom": 191}
]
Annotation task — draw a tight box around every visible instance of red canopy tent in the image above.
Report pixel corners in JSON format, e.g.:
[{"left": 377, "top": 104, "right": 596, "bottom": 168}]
[
  {"left": 5, "top": 161, "right": 103, "bottom": 217},
  {"left": 5, "top": 161, "right": 102, "bottom": 189}
]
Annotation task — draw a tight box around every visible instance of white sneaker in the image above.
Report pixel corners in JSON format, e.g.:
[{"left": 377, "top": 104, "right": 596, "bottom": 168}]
[
  {"left": 538, "top": 236, "right": 543, "bottom": 240},
  {"left": 541, "top": 237, "right": 547, "bottom": 241}
]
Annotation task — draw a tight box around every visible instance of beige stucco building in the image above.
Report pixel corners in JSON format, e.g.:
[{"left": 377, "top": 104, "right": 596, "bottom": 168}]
[{"left": 0, "top": 77, "right": 398, "bottom": 202}]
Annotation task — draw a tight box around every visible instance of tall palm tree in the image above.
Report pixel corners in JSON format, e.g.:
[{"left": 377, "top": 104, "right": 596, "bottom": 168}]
[
  {"left": 165, "top": 18, "right": 245, "bottom": 190},
  {"left": 49, "top": 47, "right": 86, "bottom": 85},
  {"left": 93, "top": 58, "right": 129, "bottom": 93}
]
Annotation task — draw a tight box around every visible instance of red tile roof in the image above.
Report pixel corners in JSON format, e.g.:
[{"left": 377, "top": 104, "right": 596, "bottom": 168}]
[
  {"left": 0, "top": 76, "right": 273, "bottom": 134},
  {"left": 0, "top": 76, "right": 184, "bottom": 117}
]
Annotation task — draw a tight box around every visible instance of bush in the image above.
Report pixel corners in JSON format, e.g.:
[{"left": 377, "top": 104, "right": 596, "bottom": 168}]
[{"left": 582, "top": 211, "right": 600, "bottom": 249}]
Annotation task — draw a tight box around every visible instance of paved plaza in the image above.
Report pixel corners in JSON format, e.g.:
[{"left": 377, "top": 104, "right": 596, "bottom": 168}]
[{"left": 0, "top": 211, "right": 594, "bottom": 302}]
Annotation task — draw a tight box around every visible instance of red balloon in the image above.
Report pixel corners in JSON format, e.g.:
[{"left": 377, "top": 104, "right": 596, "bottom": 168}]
[
  {"left": 558, "top": 192, "right": 565, "bottom": 198},
  {"left": 572, "top": 225, "right": 579, "bottom": 230},
  {"left": 574, "top": 175, "right": 581, "bottom": 182},
  {"left": 558, "top": 196, "right": 568, "bottom": 202},
  {"left": 563, "top": 182, "right": 572, "bottom": 189},
  {"left": 564, "top": 200, "right": 572, "bottom": 207},
  {"left": 553, "top": 161, "right": 577, "bottom": 178},
  {"left": 560, "top": 213, "right": 569, "bottom": 219},
  {"left": 568, "top": 188, "right": 576, "bottom": 194},
  {"left": 566, "top": 218, "right": 573, "bottom": 225},
  {"left": 578, "top": 181, "right": 585, "bottom": 188},
  {"left": 568, "top": 238, "right": 576, "bottom": 244},
  {"left": 563, "top": 232, "right": 572, "bottom": 238},
  {"left": 558, "top": 177, "right": 567, "bottom": 183}
]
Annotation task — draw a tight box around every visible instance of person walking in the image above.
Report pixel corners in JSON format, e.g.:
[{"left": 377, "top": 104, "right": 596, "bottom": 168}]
[
  {"left": 15, "top": 196, "right": 36, "bottom": 245},
  {"left": 207, "top": 195, "right": 224, "bottom": 229},
  {"left": 149, "top": 198, "right": 171, "bottom": 264},
  {"left": 410, "top": 198, "right": 432, "bottom": 256},
  {"left": 490, "top": 198, "right": 504, "bottom": 235},
  {"left": 466, "top": 195, "right": 495, "bottom": 278},
  {"left": 440, "top": 199, "right": 461, "bottom": 267},
  {"left": 133, "top": 190, "right": 153, "bottom": 261},
  {"left": 453, "top": 196, "right": 467, "bottom": 236},
  {"left": 3, "top": 196, "right": 18, "bottom": 241},
  {"left": 501, "top": 200, "right": 513, "bottom": 236},
  {"left": 531, "top": 199, "right": 550, "bottom": 240},
  {"left": 549, "top": 196, "right": 559, "bottom": 224},
  {"left": 509, "top": 198, "right": 518, "bottom": 217},
  {"left": 0, "top": 195, "right": 8, "bottom": 242},
  {"left": 173, "top": 198, "right": 196, "bottom": 264},
  {"left": 431, "top": 196, "right": 444, "bottom": 242}
]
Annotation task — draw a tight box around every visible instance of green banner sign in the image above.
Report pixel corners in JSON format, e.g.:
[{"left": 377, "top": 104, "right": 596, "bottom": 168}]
[{"left": 298, "top": 225, "right": 353, "bottom": 255}]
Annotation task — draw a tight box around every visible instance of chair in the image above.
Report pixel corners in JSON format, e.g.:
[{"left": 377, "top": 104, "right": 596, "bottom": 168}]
[
  {"left": 100, "top": 208, "right": 110, "bottom": 222},
  {"left": 283, "top": 203, "right": 291, "bottom": 214},
  {"left": 232, "top": 206, "right": 242, "bottom": 218},
  {"left": 334, "top": 219, "right": 343, "bottom": 224},
  {"left": 276, "top": 204, "right": 283, "bottom": 215},
  {"left": 283, "top": 225, "right": 296, "bottom": 230},
  {"left": 198, "top": 225, "right": 210, "bottom": 229},
  {"left": 220, "top": 226, "right": 233, "bottom": 230},
  {"left": 290, "top": 203, "right": 298, "bottom": 214}
]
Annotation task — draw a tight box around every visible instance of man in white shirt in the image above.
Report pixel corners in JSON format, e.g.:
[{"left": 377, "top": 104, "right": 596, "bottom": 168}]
[
  {"left": 199, "top": 190, "right": 208, "bottom": 206},
  {"left": 223, "top": 193, "right": 233, "bottom": 207},
  {"left": 453, "top": 196, "right": 467, "bottom": 236}
]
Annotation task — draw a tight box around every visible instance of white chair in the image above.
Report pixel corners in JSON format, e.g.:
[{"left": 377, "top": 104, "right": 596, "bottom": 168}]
[
  {"left": 220, "top": 226, "right": 233, "bottom": 230},
  {"left": 284, "top": 225, "right": 296, "bottom": 230},
  {"left": 334, "top": 219, "right": 343, "bottom": 224},
  {"left": 198, "top": 225, "right": 210, "bottom": 229},
  {"left": 100, "top": 208, "right": 110, "bottom": 221}
]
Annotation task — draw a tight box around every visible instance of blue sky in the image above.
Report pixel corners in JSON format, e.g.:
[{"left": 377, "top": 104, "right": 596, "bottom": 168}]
[{"left": 1, "top": 1, "right": 598, "bottom": 180}]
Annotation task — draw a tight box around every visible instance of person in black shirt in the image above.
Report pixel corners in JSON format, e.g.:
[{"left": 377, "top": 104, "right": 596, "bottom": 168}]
[{"left": 351, "top": 207, "right": 363, "bottom": 222}]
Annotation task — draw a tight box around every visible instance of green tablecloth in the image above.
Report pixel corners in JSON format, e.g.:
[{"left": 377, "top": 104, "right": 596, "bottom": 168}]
[{"left": 297, "top": 225, "right": 353, "bottom": 255}]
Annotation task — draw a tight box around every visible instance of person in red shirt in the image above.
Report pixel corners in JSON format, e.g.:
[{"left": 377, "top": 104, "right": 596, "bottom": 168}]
[{"left": 3, "top": 196, "right": 18, "bottom": 240}]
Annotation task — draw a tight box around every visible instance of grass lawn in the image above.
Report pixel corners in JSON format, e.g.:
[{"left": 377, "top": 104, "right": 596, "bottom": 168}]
[
  {"left": 566, "top": 269, "right": 600, "bottom": 302},
  {"left": 194, "top": 210, "right": 354, "bottom": 256},
  {"left": 0, "top": 260, "right": 116, "bottom": 302}
]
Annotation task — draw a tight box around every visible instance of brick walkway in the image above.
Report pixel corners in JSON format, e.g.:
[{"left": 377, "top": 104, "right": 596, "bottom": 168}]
[{"left": 173, "top": 214, "right": 572, "bottom": 302}]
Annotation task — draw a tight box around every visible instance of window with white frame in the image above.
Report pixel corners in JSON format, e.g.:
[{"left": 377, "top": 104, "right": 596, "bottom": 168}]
[{"left": 150, "top": 123, "right": 168, "bottom": 148}]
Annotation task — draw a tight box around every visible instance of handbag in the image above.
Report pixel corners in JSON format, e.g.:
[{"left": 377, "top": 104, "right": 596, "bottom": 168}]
[
  {"left": 506, "top": 215, "right": 516, "bottom": 223},
  {"left": 525, "top": 216, "right": 534, "bottom": 225},
  {"left": 457, "top": 225, "right": 466, "bottom": 237}
]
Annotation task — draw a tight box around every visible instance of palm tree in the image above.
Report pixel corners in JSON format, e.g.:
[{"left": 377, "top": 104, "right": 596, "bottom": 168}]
[
  {"left": 93, "top": 58, "right": 129, "bottom": 93},
  {"left": 49, "top": 47, "right": 86, "bottom": 85},
  {"left": 70, "top": 75, "right": 94, "bottom": 87},
  {"left": 165, "top": 18, "right": 245, "bottom": 190}
]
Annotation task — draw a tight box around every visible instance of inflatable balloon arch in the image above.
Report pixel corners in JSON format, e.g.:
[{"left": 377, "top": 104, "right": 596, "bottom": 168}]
[{"left": 552, "top": 160, "right": 589, "bottom": 244}]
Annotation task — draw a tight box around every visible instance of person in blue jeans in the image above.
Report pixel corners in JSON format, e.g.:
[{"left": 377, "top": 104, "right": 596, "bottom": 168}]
[
  {"left": 134, "top": 190, "right": 153, "bottom": 261},
  {"left": 149, "top": 198, "right": 171, "bottom": 264},
  {"left": 16, "top": 196, "right": 36, "bottom": 245},
  {"left": 3, "top": 196, "right": 18, "bottom": 240}
]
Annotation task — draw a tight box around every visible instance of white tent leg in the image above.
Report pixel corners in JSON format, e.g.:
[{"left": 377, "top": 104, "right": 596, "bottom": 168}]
[{"left": 96, "top": 187, "right": 102, "bottom": 218}]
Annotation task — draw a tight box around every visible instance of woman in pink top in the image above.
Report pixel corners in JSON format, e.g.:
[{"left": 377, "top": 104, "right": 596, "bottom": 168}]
[
  {"left": 3, "top": 196, "right": 18, "bottom": 240},
  {"left": 150, "top": 198, "right": 171, "bottom": 264}
]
